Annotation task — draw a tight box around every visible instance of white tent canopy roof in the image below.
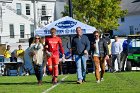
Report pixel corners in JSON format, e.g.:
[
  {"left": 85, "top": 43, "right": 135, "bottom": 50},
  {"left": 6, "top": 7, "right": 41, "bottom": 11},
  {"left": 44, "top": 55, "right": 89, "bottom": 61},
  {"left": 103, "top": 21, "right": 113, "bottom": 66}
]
[{"left": 35, "top": 16, "right": 96, "bottom": 36}]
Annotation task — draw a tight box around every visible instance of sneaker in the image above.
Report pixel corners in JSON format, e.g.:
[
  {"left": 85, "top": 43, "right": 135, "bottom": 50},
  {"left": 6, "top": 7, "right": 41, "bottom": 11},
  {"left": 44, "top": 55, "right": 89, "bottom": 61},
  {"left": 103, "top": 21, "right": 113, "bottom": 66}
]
[
  {"left": 96, "top": 80, "right": 100, "bottom": 83},
  {"left": 21, "top": 72, "right": 26, "bottom": 76},
  {"left": 43, "top": 73, "right": 47, "bottom": 77},
  {"left": 52, "top": 77, "right": 58, "bottom": 85},
  {"left": 82, "top": 79, "right": 86, "bottom": 83},
  {"left": 38, "top": 80, "right": 42, "bottom": 86},
  {"left": 17, "top": 73, "right": 19, "bottom": 76},
  {"left": 25, "top": 73, "right": 29, "bottom": 76},
  {"left": 60, "top": 72, "right": 63, "bottom": 75},
  {"left": 101, "top": 78, "right": 104, "bottom": 81},
  {"left": 77, "top": 80, "right": 82, "bottom": 84},
  {"left": 113, "top": 70, "right": 117, "bottom": 73}
]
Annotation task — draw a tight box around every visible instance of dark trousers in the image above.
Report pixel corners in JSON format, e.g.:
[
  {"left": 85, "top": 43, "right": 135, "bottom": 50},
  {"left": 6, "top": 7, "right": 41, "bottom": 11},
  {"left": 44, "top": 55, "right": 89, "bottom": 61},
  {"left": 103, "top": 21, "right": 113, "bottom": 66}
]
[
  {"left": 120, "top": 51, "right": 127, "bottom": 71},
  {"left": 34, "top": 64, "right": 43, "bottom": 81},
  {"left": 105, "top": 55, "right": 112, "bottom": 72},
  {"left": 112, "top": 54, "right": 121, "bottom": 71},
  {"left": 17, "top": 63, "right": 26, "bottom": 75}
]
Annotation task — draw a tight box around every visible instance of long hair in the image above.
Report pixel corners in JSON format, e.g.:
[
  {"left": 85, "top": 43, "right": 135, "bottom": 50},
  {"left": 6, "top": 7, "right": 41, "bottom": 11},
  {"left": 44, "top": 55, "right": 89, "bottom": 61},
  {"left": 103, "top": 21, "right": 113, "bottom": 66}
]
[{"left": 33, "top": 35, "right": 42, "bottom": 43}]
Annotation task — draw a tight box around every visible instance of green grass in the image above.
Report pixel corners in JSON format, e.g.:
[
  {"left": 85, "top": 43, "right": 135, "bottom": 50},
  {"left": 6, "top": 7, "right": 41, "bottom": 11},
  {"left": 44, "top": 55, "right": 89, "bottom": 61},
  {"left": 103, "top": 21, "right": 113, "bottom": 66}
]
[{"left": 0, "top": 72, "right": 140, "bottom": 93}]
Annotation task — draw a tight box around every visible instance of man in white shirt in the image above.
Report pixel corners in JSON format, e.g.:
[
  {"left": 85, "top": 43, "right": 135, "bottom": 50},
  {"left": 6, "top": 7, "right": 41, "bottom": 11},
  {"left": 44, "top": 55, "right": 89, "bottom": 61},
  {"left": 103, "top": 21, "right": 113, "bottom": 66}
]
[{"left": 111, "top": 36, "right": 122, "bottom": 72}]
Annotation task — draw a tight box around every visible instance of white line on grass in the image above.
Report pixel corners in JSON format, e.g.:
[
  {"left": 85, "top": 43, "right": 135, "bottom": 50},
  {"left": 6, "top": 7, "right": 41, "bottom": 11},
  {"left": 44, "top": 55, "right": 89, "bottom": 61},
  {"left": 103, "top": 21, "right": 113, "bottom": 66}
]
[{"left": 42, "top": 75, "right": 68, "bottom": 93}]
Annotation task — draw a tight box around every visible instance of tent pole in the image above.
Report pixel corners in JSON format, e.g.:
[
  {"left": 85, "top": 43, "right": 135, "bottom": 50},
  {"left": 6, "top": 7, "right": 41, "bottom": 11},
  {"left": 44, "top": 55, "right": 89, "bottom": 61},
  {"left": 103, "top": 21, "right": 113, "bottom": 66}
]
[{"left": 68, "top": 0, "right": 73, "bottom": 17}]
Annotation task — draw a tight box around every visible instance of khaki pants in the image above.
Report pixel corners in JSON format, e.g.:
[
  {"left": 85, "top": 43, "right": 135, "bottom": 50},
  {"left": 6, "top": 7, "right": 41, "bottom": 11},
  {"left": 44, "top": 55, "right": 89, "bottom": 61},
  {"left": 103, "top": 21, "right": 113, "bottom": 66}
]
[{"left": 93, "top": 56, "right": 105, "bottom": 81}]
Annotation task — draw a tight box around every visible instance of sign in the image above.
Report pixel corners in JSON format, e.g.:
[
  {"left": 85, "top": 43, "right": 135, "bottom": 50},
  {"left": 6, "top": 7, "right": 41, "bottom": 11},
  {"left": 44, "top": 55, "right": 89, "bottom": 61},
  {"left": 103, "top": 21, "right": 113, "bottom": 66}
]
[{"left": 55, "top": 20, "right": 77, "bottom": 29}]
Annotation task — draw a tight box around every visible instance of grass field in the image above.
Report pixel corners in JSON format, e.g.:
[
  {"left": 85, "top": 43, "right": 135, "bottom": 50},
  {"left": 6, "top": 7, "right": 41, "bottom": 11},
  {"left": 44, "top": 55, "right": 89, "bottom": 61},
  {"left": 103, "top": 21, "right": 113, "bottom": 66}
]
[{"left": 0, "top": 72, "right": 140, "bottom": 93}]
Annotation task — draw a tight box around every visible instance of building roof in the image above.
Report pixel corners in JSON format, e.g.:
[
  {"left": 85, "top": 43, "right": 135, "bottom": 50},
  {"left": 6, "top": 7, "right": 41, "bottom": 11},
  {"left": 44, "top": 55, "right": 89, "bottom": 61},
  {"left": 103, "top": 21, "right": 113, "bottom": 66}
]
[{"left": 121, "top": 0, "right": 140, "bottom": 16}]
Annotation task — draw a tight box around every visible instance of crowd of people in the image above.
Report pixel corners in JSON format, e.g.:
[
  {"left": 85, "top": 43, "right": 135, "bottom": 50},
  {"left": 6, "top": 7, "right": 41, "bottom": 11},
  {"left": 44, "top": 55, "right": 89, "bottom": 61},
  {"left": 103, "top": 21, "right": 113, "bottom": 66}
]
[{"left": 3, "top": 27, "right": 132, "bottom": 85}]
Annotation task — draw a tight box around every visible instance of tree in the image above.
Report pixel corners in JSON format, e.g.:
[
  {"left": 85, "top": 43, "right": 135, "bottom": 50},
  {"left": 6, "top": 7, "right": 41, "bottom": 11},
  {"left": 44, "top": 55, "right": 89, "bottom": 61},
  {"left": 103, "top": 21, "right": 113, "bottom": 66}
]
[
  {"left": 63, "top": 0, "right": 127, "bottom": 33},
  {"left": 61, "top": 5, "right": 69, "bottom": 17}
]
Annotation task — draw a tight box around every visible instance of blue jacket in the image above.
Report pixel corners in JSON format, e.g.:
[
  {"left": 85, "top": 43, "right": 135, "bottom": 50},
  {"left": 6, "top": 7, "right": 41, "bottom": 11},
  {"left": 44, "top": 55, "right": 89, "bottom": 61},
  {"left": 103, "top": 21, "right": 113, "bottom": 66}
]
[
  {"left": 72, "top": 35, "right": 90, "bottom": 55},
  {"left": 122, "top": 40, "right": 132, "bottom": 52}
]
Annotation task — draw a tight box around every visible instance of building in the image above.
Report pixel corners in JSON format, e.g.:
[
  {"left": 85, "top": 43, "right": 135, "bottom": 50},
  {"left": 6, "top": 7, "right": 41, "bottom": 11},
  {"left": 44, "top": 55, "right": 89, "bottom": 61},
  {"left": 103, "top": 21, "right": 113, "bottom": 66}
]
[
  {"left": 113, "top": 0, "right": 140, "bottom": 36},
  {"left": 0, "top": 0, "right": 66, "bottom": 44}
]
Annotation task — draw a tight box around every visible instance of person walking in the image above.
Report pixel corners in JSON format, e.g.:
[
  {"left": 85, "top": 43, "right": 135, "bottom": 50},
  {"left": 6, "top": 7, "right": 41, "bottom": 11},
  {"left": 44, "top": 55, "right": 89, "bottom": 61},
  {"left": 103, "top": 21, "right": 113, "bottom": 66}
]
[
  {"left": 30, "top": 35, "right": 44, "bottom": 85},
  {"left": 91, "top": 30, "right": 109, "bottom": 83},
  {"left": 45, "top": 28, "right": 65, "bottom": 85},
  {"left": 72, "top": 27, "right": 90, "bottom": 84},
  {"left": 111, "top": 36, "right": 122, "bottom": 72}
]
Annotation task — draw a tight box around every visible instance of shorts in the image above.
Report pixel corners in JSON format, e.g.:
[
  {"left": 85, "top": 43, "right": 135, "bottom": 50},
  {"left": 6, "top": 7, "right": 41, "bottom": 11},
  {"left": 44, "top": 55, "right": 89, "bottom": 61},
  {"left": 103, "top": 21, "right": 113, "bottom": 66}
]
[{"left": 47, "top": 56, "right": 59, "bottom": 66}]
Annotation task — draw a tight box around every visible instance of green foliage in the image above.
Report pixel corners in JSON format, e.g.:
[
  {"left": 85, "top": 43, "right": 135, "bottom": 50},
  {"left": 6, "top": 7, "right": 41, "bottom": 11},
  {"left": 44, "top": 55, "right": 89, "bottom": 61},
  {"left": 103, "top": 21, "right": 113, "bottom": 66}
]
[
  {"left": 62, "top": 0, "right": 127, "bottom": 32},
  {"left": 61, "top": 5, "right": 69, "bottom": 17}
]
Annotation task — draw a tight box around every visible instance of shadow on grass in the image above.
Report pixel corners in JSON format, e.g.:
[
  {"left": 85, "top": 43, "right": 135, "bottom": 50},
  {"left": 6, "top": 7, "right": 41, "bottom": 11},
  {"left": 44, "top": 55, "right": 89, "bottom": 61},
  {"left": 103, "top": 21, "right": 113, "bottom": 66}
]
[
  {"left": 61, "top": 80, "right": 77, "bottom": 84},
  {"left": 61, "top": 80, "right": 91, "bottom": 84},
  {"left": 0, "top": 81, "right": 52, "bottom": 85}
]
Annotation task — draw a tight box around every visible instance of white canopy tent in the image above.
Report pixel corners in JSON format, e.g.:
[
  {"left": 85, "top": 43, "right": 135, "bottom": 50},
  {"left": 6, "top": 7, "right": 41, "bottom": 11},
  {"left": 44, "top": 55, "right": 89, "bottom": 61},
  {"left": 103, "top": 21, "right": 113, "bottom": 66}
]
[{"left": 35, "top": 16, "right": 96, "bottom": 36}]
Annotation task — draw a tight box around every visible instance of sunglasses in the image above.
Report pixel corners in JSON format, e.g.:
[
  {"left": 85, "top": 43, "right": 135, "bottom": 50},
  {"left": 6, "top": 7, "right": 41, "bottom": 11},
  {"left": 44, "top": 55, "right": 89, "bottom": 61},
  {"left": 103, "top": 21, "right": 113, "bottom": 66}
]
[
  {"left": 95, "top": 35, "right": 99, "bottom": 37},
  {"left": 35, "top": 38, "right": 40, "bottom": 39}
]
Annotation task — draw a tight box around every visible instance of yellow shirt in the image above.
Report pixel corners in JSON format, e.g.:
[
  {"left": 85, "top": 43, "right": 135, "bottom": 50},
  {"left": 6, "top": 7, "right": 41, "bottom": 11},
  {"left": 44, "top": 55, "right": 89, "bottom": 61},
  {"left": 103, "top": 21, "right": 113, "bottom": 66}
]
[
  {"left": 3, "top": 50, "right": 11, "bottom": 58},
  {"left": 16, "top": 49, "right": 24, "bottom": 58}
]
